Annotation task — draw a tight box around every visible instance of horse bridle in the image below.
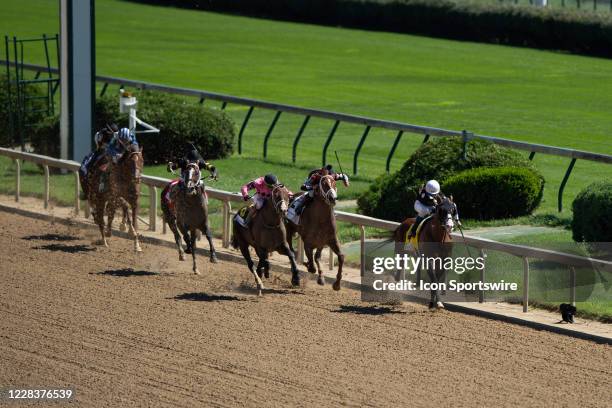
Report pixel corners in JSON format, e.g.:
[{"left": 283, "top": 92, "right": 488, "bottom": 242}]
[
  {"left": 270, "top": 185, "right": 288, "bottom": 214},
  {"left": 183, "top": 163, "right": 202, "bottom": 192},
  {"left": 317, "top": 175, "right": 337, "bottom": 206}
]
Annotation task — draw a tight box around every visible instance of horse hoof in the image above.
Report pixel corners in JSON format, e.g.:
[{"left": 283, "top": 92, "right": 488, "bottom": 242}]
[
  {"left": 184, "top": 247, "right": 192, "bottom": 254},
  {"left": 291, "top": 275, "right": 300, "bottom": 287},
  {"left": 428, "top": 302, "right": 436, "bottom": 311},
  {"left": 332, "top": 281, "right": 341, "bottom": 291},
  {"left": 210, "top": 255, "right": 218, "bottom": 264},
  {"left": 257, "top": 284, "right": 263, "bottom": 297},
  {"left": 135, "top": 245, "right": 143, "bottom": 253},
  {"left": 436, "top": 301, "right": 445, "bottom": 309},
  {"left": 179, "top": 253, "right": 185, "bottom": 261},
  {"left": 193, "top": 268, "right": 200, "bottom": 275},
  {"left": 317, "top": 276, "right": 325, "bottom": 286},
  {"left": 264, "top": 270, "right": 270, "bottom": 279}
]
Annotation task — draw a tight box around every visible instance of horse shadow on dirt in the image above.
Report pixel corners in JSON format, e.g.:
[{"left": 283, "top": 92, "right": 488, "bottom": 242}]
[
  {"left": 23, "top": 233, "right": 79, "bottom": 242},
  {"left": 33, "top": 243, "right": 95, "bottom": 253},
  {"left": 332, "top": 305, "right": 406, "bottom": 315},
  {"left": 172, "top": 292, "right": 244, "bottom": 302},
  {"left": 96, "top": 268, "right": 158, "bottom": 277}
]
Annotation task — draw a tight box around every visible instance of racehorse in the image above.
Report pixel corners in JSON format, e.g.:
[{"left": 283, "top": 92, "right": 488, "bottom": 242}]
[
  {"left": 231, "top": 185, "right": 299, "bottom": 296},
  {"left": 89, "top": 146, "right": 143, "bottom": 252},
  {"left": 286, "top": 174, "right": 344, "bottom": 290},
  {"left": 161, "top": 162, "right": 218, "bottom": 275},
  {"left": 394, "top": 195, "right": 457, "bottom": 310}
]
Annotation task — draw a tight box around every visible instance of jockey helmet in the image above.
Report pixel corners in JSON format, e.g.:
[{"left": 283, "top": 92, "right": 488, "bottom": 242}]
[
  {"left": 324, "top": 164, "right": 333, "bottom": 172},
  {"left": 118, "top": 128, "right": 131, "bottom": 144},
  {"left": 425, "top": 179, "right": 440, "bottom": 195},
  {"left": 264, "top": 174, "right": 278, "bottom": 187}
]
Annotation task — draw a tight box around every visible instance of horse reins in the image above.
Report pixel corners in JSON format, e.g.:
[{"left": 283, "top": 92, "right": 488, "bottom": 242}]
[{"left": 317, "top": 175, "right": 337, "bottom": 206}]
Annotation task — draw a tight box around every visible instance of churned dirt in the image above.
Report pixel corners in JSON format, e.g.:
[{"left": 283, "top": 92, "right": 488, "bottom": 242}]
[{"left": 0, "top": 211, "right": 610, "bottom": 407}]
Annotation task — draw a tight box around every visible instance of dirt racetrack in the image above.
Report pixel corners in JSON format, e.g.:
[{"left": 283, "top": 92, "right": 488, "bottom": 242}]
[{"left": 0, "top": 211, "right": 610, "bottom": 407}]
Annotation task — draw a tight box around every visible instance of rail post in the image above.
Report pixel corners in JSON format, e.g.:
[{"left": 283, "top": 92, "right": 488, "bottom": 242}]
[
  {"left": 263, "top": 111, "right": 282, "bottom": 159},
  {"left": 558, "top": 158, "right": 576, "bottom": 212},
  {"left": 322, "top": 120, "right": 340, "bottom": 167},
  {"left": 570, "top": 266, "right": 576, "bottom": 306},
  {"left": 84, "top": 200, "right": 91, "bottom": 219},
  {"left": 222, "top": 200, "right": 231, "bottom": 248},
  {"left": 73, "top": 171, "right": 80, "bottom": 215},
  {"left": 328, "top": 247, "right": 334, "bottom": 271},
  {"left": 292, "top": 115, "right": 310, "bottom": 163},
  {"left": 43, "top": 164, "right": 50, "bottom": 209},
  {"left": 479, "top": 249, "right": 486, "bottom": 303},
  {"left": 148, "top": 185, "right": 157, "bottom": 232},
  {"left": 238, "top": 106, "right": 254, "bottom": 155},
  {"left": 14, "top": 158, "right": 20, "bottom": 202},
  {"left": 353, "top": 125, "right": 371, "bottom": 175},
  {"left": 360, "top": 225, "right": 366, "bottom": 277},
  {"left": 522, "top": 257, "right": 529, "bottom": 312},
  {"left": 385, "top": 130, "right": 403, "bottom": 173}
]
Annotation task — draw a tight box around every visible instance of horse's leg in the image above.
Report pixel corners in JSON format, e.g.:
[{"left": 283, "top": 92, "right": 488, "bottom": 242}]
[
  {"left": 94, "top": 200, "right": 108, "bottom": 247},
  {"left": 165, "top": 212, "right": 184, "bottom": 261},
  {"left": 278, "top": 242, "right": 300, "bottom": 287},
  {"left": 238, "top": 241, "right": 264, "bottom": 295},
  {"left": 190, "top": 228, "right": 199, "bottom": 275},
  {"left": 178, "top": 222, "right": 191, "bottom": 253},
  {"left": 255, "top": 247, "right": 266, "bottom": 279},
  {"left": 329, "top": 239, "right": 344, "bottom": 291},
  {"left": 119, "top": 206, "right": 127, "bottom": 232},
  {"left": 314, "top": 247, "right": 324, "bottom": 286},
  {"left": 122, "top": 199, "right": 142, "bottom": 252},
  {"left": 204, "top": 224, "right": 218, "bottom": 263},
  {"left": 426, "top": 266, "right": 437, "bottom": 310},
  {"left": 131, "top": 198, "right": 138, "bottom": 233},
  {"left": 436, "top": 264, "right": 446, "bottom": 309},
  {"left": 304, "top": 244, "right": 316, "bottom": 274},
  {"left": 105, "top": 200, "right": 115, "bottom": 237}
]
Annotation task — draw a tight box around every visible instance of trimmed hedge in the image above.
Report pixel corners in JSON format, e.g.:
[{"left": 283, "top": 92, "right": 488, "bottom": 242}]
[
  {"left": 27, "top": 91, "right": 236, "bottom": 164},
  {"left": 357, "top": 137, "right": 540, "bottom": 221},
  {"left": 571, "top": 182, "right": 612, "bottom": 243},
  {"left": 443, "top": 167, "right": 544, "bottom": 220},
  {"left": 126, "top": 0, "right": 612, "bottom": 58},
  {"left": 0, "top": 74, "right": 48, "bottom": 147}
]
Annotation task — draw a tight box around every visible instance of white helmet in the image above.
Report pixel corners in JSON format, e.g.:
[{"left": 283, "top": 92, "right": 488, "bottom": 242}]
[{"left": 425, "top": 180, "right": 440, "bottom": 195}]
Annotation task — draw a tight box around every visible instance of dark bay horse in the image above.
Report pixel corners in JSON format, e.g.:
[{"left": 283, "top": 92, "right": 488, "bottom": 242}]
[
  {"left": 161, "top": 162, "right": 217, "bottom": 275},
  {"left": 394, "top": 196, "right": 457, "bottom": 310},
  {"left": 231, "top": 185, "right": 299, "bottom": 296},
  {"left": 286, "top": 174, "right": 344, "bottom": 290},
  {"left": 90, "top": 146, "right": 143, "bottom": 252}
]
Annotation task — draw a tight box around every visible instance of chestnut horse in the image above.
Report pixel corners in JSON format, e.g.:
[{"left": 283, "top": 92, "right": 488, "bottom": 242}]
[
  {"left": 393, "top": 196, "right": 457, "bottom": 310},
  {"left": 286, "top": 174, "right": 344, "bottom": 290},
  {"left": 231, "top": 185, "right": 299, "bottom": 296},
  {"left": 161, "top": 163, "right": 217, "bottom": 275}
]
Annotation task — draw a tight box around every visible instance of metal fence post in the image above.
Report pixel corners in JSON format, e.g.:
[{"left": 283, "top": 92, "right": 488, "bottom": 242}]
[
  {"left": 322, "top": 120, "right": 340, "bottom": 166},
  {"left": 353, "top": 125, "right": 371, "bottom": 175},
  {"left": 328, "top": 246, "right": 334, "bottom": 271},
  {"left": 360, "top": 225, "right": 366, "bottom": 277},
  {"left": 292, "top": 115, "right": 310, "bottom": 163},
  {"left": 43, "top": 165, "right": 49, "bottom": 209},
  {"left": 479, "top": 249, "right": 486, "bottom": 303},
  {"left": 14, "top": 158, "right": 20, "bottom": 202},
  {"left": 222, "top": 200, "right": 230, "bottom": 248},
  {"left": 238, "top": 106, "right": 254, "bottom": 155},
  {"left": 385, "top": 130, "right": 403, "bottom": 173},
  {"left": 297, "top": 237, "right": 304, "bottom": 265},
  {"left": 558, "top": 158, "right": 576, "bottom": 212},
  {"left": 522, "top": 257, "right": 529, "bottom": 312},
  {"left": 570, "top": 266, "right": 576, "bottom": 306},
  {"left": 148, "top": 185, "right": 157, "bottom": 231},
  {"left": 263, "top": 111, "right": 282, "bottom": 159},
  {"left": 73, "top": 171, "right": 80, "bottom": 215}
]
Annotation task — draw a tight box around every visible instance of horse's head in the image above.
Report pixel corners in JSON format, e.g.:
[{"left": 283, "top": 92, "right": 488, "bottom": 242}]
[
  {"left": 436, "top": 195, "right": 458, "bottom": 235},
  {"left": 181, "top": 163, "right": 202, "bottom": 196},
  {"left": 271, "top": 184, "right": 290, "bottom": 216},
  {"left": 123, "top": 145, "right": 143, "bottom": 183},
  {"left": 317, "top": 173, "right": 337, "bottom": 206}
]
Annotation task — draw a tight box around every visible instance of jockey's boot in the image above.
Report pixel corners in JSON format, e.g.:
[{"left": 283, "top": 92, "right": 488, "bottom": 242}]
[
  {"left": 244, "top": 206, "right": 256, "bottom": 226},
  {"left": 408, "top": 216, "right": 423, "bottom": 240}
]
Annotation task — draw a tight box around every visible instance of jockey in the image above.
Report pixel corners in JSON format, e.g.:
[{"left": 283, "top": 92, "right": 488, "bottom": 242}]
[
  {"left": 240, "top": 174, "right": 286, "bottom": 225},
  {"left": 99, "top": 127, "right": 138, "bottom": 193},
  {"left": 407, "top": 179, "right": 442, "bottom": 239},
  {"left": 167, "top": 142, "right": 217, "bottom": 181},
  {"left": 301, "top": 164, "right": 349, "bottom": 198},
  {"left": 79, "top": 123, "right": 118, "bottom": 199}
]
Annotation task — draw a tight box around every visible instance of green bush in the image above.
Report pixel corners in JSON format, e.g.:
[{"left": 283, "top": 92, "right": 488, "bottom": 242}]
[
  {"left": 25, "top": 91, "right": 236, "bottom": 164},
  {"left": 0, "top": 74, "right": 48, "bottom": 147},
  {"left": 571, "top": 182, "right": 612, "bottom": 243},
  {"left": 126, "top": 0, "right": 612, "bottom": 58},
  {"left": 443, "top": 167, "right": 544, "bottom": 220},
  {"left": 356, "top": 137, "right": 538, "bottom": 221}
]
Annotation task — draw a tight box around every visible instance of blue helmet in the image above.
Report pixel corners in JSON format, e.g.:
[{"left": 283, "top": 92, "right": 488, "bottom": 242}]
[{"left": 118, "top": 128, "right": 131, "bottom": 143}]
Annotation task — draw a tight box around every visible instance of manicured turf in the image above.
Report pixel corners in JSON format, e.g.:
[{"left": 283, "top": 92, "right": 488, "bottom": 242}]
[{"left": 1, "top": 0, "right": 611, "bottom": 220}]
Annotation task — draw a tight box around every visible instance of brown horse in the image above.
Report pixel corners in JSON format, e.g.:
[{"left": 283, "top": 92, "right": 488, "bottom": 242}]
[
  {"left": 161, "top": 163, "right": 217, "bottom": 275},
  {"left": 90, "top": 146, "right": 143, "bottom": 252},
  {"left": 286, "top": 174, "right": 344, "bottom": 290},
  {"left": 393, "top": 196, "right": 457, "bottom": 310},
  {"left": 231, "top": 185, "right": 299, "bottom": 295}
]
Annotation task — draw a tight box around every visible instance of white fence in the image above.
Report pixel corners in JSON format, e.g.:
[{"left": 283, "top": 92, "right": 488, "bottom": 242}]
[{"left": 1, "top": 147, "right": 611, "bottom": 313}]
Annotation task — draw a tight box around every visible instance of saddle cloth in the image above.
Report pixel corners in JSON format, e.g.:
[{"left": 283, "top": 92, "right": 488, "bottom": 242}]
[
  {"left": 404, "top": 215, "right": 432, "bottom": 252},
  {"left": 287, "top": 194, "right": 306, "bottom": 225}
]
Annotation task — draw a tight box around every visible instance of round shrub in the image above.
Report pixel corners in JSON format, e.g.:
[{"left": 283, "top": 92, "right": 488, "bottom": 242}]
[
  {"left": 443, "top": 167, "right": 544, "bottom": 220},
  {"left": 357, "top": 137, "right": 538, "bottom": 221},
  {"left": 571, "top": 182, "right": 612, "bottom": 243}
]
